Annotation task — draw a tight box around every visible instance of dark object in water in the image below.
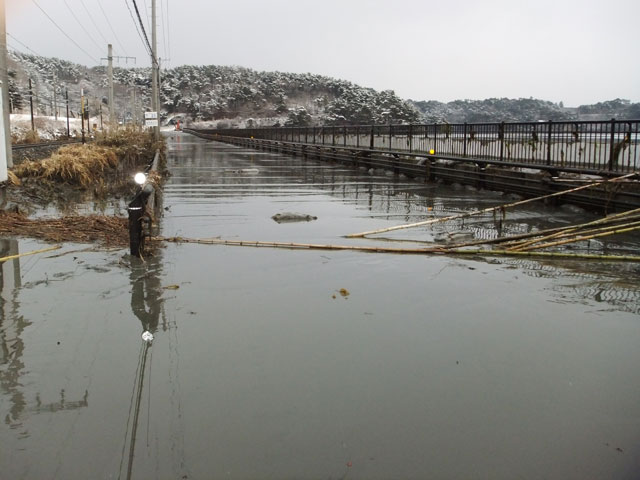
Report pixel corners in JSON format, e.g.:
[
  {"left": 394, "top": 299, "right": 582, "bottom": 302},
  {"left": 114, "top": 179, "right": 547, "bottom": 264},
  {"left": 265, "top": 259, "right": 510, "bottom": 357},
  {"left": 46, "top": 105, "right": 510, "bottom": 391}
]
[{"left": 271, "top": 212, "right": 317, "bottom": 223}]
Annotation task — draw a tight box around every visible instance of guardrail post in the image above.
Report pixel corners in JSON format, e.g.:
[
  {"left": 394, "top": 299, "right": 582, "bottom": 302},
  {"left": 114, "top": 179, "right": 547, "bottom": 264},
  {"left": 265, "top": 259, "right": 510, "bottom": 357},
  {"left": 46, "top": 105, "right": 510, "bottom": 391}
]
[
  {"left": 332, "top": 126, "right": 335, "bottom": 146},
  {"left": 389, "top": 124, "right": 393, "bottom": 151},
  {"left": 608, "top": 118, "right": 616, "bottom": 171},
  {"left": 546, "top": 120, "right": 553, "bottom": 165},
  {"left": 356, "top": 126, "right": 360, "bottom": 148},
  {"left": 344, "top": 126, "right": 347, "bottom": 147},
  {"left": 370, "top": 125, "right": 374, "bottom": 150},
  {"left": 409, "top": 124, "right": 413, "bottom": 153},
  {"left": 463, "top": 123, "right": 468, "bottom": 158},
  {"left": 499, "top": 122, "right": 504, "bottom": 162}
]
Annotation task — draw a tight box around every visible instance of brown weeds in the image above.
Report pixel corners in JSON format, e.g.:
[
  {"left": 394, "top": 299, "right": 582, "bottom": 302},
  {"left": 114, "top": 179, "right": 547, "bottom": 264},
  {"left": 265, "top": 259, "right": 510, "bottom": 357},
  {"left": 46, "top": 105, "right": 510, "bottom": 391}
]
[
  {"left": 0, "top": 211, "right": 129, "bottom": 247},
  {"left": 12, "top": 144, "right": 118, "bottom": 187}
]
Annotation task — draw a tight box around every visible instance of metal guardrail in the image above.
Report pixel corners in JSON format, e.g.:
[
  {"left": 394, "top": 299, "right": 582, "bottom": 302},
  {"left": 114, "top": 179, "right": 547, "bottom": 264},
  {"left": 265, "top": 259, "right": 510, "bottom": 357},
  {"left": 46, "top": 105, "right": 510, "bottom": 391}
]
[{"left": 201, "top": 119, "right": 640, "bottom": 176}]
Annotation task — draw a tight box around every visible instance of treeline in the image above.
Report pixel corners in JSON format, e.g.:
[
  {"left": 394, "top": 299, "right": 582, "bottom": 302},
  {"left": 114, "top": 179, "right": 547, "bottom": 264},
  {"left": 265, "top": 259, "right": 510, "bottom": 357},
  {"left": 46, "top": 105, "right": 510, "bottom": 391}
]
[
  {"left": 6, "top": 51, "right": 639, "bottom": 126},
  {"left": 409, "top": 97, "right": 640, "bottom": 123}
]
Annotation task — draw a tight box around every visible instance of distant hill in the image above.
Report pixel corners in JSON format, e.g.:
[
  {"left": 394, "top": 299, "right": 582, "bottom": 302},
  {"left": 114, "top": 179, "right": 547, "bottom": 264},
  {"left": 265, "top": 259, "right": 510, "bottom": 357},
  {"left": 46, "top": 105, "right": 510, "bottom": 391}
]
[
  {"left": 6, "top": 51, "right": 640, "bottom": 127},
  {"left": 409, "top": 98, "right": 640, "bottom": 123}
]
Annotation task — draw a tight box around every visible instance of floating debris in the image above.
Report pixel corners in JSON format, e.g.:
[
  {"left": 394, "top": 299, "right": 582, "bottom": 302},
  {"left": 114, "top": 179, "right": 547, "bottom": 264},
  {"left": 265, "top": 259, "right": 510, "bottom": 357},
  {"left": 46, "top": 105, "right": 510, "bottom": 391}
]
[
  {"left": 141, "top": 331, "right": 154, "bottom": 343},
  {"left": 271, "top": 212, "right": 317, "bottom": 223}
]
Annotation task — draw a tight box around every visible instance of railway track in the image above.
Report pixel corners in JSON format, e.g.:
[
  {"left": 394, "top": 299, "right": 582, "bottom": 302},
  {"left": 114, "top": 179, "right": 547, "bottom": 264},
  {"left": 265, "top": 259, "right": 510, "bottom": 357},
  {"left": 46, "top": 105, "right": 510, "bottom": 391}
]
[{"left": 11, "top": 139, "right": 83, "bottom": 151}]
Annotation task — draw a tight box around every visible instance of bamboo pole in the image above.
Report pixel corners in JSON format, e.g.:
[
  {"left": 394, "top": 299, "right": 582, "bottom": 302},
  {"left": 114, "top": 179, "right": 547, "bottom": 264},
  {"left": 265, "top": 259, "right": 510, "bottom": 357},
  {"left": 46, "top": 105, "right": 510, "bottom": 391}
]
[
  {"left": 156, "top": 236, "right": 448, "bottom": 254},
  {"left": 506, "top": 208, "right": 640, "bottom": 251},
  {"left": 155, "top": 236, "right": 640, "bottom": 261},
  {"left": 0, "top": 245, "right": 61, "bottom": 263},
  {"left": 511, "top": 224, "right": 640, "bottom": 252},
  {"left": 346, "top": 172, "right": 638, "bottom": 238}
]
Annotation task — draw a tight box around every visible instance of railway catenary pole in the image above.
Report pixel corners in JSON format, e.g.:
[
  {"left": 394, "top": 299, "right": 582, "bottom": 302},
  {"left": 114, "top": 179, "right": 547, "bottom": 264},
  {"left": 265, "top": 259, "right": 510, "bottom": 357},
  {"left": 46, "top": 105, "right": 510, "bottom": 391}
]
[
  {"left": 28, "top": 79, "right": 35, "bottom": 132},
  {"left": 151, "top": 0, "right": 160, "bottom": 139},
  {"left": 0, "top": 0, "right": 11, "bottom": 168},
  {"left": 108, "top": 44, "right": 115, "bottom": 127},
  {"left": 65, "top": 89, "right": 70, "bottom": 138}
]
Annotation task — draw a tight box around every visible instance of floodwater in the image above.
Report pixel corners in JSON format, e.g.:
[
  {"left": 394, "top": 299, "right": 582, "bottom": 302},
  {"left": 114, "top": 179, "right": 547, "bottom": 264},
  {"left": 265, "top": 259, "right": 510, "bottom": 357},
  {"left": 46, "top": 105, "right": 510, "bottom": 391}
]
[{"left": 2, "top": 132, "right": 640, "bottom": 479}]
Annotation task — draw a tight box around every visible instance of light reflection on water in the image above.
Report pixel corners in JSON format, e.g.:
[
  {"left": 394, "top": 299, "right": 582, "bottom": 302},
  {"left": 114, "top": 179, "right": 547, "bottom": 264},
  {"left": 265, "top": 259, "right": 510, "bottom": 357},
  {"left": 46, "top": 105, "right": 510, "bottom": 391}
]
[{"left": 1, "top": 133, "right": 640, "bottom": 479}]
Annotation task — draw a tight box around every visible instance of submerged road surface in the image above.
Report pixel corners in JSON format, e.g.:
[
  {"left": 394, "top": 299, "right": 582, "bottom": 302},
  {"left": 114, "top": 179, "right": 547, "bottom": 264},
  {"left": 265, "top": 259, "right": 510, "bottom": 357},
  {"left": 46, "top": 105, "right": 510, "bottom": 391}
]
[{"left": 1, "top": 132, "right": 640, "bottom": 479}]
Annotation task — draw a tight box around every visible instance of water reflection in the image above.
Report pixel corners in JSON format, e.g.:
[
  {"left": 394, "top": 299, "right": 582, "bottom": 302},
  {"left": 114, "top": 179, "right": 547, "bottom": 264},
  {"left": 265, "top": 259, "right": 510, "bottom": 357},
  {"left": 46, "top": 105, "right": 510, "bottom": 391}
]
[
  {"left": 1, "top": 240, "right": 91, "bottom": 434},
  {"left": 0, "top": 239, "right": 26, "bottom": 425}
]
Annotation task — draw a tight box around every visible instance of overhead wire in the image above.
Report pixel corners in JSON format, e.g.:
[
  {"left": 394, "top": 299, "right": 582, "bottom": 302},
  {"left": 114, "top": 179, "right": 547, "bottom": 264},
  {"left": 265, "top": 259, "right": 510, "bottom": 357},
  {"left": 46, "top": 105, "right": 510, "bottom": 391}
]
[
  {"left": 62, "top": 0, "right": 104, "bottom": 53},
  {"left": 124, "top": 0, "right": 151, "bottom": 57},
  {"left": 125, "top": 0, "right": 158, "bottom": 67},
  {"left": 30, "top": 0, "right": 100, "bottom": 64},
  {"left": 79, "top": 0, "right": 110, "bottom": 46},
  {"left": 96, "top": 0, "right": 130, "bottom": 56},
  {"left": 6, "top": 33, "right": 43, "bottom": 57},
  {"left": 159, "top": 0, "right": 169, "bottom": 67}
]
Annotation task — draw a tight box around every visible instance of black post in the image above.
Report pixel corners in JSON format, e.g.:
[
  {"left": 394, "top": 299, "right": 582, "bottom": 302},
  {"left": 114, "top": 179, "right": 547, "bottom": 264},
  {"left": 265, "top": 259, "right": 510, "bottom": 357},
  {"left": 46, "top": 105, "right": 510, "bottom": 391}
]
[
  {"left": 28, "top": 78, "right": 35, "bottom": 131},
  {"left": 128, "top": 205, "right": 144, "bottom": 257},
  {"left": 370, "top": 125, "right": 374, "bottom": 150}
]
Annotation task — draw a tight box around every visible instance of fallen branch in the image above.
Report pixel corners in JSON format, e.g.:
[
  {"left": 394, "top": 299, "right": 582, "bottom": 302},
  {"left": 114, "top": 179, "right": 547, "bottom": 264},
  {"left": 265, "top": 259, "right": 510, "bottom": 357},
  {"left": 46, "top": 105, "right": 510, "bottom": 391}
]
[{"left": 346, "top": 172, "right": 638, "bottom": 238}]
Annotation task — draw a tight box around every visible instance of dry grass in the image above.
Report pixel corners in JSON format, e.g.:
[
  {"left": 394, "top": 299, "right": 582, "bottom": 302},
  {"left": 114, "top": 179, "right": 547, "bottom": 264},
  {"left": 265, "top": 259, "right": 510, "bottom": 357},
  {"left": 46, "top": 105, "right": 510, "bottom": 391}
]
[
  {"left": 12, "top": 130, "right": 41, "bottom": 144},
  {"left": 10, "top": 127, "right": 165, "bottom": 189},
  {"left": 95, "top": 126, "right": 164, "bottom": 171},
  {"left": 13, "top": 144, "right": 118, "bottom": 187}
]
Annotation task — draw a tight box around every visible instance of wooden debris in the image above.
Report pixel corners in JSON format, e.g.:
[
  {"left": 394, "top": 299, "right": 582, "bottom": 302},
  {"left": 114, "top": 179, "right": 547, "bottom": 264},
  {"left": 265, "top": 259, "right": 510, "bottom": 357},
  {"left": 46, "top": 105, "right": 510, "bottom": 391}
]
[{"left": 0, "top": 212, "right": 129, "bottom": 247}]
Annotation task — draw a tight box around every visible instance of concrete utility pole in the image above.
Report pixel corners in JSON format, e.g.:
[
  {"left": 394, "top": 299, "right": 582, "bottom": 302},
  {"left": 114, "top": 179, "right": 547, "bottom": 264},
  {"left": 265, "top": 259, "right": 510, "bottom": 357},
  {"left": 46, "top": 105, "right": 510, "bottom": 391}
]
[
  {"left": 0, "top": 0, "right": 12, "bottom": 169},
  {"left": 107, "top": 44, "right": 114, "bottom": 126},
  {"left": 151, "top": 0, "right": 159, "bottom": 138},
  {"left": 53, "top": 74, "right": 58, "bottom": 121}
]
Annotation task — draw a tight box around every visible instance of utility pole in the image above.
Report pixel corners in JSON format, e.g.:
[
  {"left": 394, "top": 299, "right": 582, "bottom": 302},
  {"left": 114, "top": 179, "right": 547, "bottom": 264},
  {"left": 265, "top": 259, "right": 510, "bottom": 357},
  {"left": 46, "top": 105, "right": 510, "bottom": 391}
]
[
  {"left": 107, "top": 44, "right": 114, "bottom": 127},
  {"left": 0, "top": 0, "right": 12, "bottom": 168},
  {"left": 151, "top": 0, "right": 159, "bottom": 139},
  {"left": 53, "top": 74, "right": 58, "bottom": 121},
  {"left": 81, "top": 88, "right": 85, "bottom": 144},
  {"left": 29, "top": 78, "right": 34, "bottom": 131},
  {"left": 65, "top": 89, "right": 70, "bottom": 138}
]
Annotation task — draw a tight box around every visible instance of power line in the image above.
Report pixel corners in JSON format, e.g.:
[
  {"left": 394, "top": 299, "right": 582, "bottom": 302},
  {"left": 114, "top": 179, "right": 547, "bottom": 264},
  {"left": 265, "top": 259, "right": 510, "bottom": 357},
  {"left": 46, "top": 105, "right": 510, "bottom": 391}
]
[
  {"left": 96, "top": 0, "right": 129, "bottom": 56},
  {"left": 62, "top": 0, "right": 103, "bottom": 53},
  {"left": 30, "top": 0, "right": 100, "bottom": 64},
  {"left": 124, "top": 0, "right": 152, "bottom": 59},
  {"left": 79, "top": 0, "right": 109, "bottom": 45},
  {"left": 165, "top": 0, "right": 171, "bottom": 68},
  {"left": 6, "top": 33, "right": 43, "bottom": 57},
  {"left": 159, "top": 0, "right": 169, "bottom": 67},
  {"left": 130, "top": 0, "right": 158, "bottom": 67}
]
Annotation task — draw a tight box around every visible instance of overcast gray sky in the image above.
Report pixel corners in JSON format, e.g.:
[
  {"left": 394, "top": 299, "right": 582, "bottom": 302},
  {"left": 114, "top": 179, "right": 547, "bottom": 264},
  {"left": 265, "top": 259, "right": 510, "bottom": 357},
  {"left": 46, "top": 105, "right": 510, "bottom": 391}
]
[{"left": 6, "top": 0, "right": 640, "bottom": 106}]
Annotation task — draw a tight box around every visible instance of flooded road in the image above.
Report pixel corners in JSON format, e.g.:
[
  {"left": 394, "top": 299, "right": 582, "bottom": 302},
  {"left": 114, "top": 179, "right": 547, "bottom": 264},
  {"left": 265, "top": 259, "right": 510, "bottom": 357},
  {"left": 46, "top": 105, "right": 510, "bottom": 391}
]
[{"left": 2, "top": 132, "right": 640, "bottom": 479}]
